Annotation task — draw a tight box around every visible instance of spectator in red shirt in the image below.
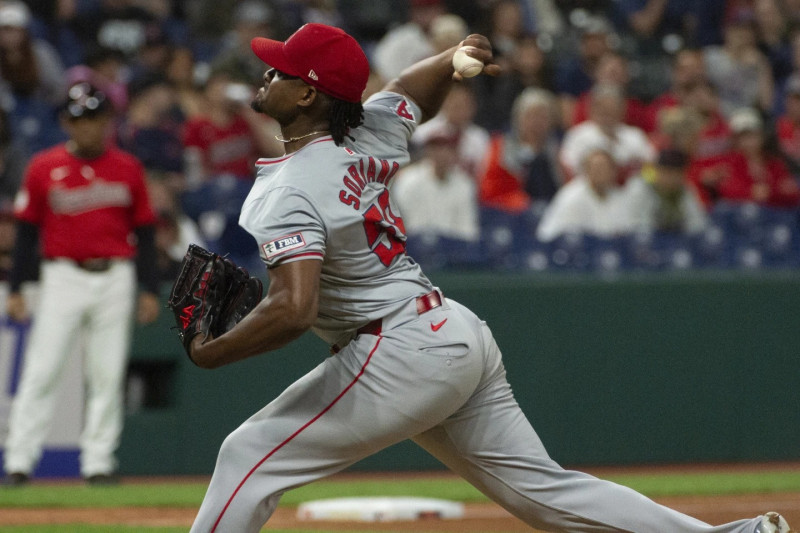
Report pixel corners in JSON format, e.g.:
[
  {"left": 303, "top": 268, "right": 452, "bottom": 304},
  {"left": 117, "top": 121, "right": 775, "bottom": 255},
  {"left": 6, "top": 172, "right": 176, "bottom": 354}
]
[
  {"left": 645, "top": 48, "right": 707, "bottom": 133},
  {"left": 689, "top": 107, "right": 800, "bottom": 208},
  {"left": 570, "top": 51, "right": 649, "bottom": 131},
  {"left": 682, "top": 79, "right": 733, "bottom": 159},
  {"left": 183, "top": 69, "right": 281, "bottom": 187},
  {"left": 559, "top": 84, "right": 656, "bottom": 183}
]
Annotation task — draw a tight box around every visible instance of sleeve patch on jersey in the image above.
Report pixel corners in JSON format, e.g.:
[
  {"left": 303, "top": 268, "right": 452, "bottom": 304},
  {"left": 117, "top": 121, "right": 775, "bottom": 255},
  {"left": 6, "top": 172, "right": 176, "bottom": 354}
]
[
  {"left": 395, "top": 99, "right": 415, "bottom": 121},
  {"left": 262, "top": 232, "right": 307, "bottom": 259}
]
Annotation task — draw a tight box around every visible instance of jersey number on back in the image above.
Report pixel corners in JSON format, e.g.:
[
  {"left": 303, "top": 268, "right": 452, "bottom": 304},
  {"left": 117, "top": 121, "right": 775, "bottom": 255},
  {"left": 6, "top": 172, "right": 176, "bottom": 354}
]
[{"left": 363, "top": 189, "right": 406, "bottom": 266}]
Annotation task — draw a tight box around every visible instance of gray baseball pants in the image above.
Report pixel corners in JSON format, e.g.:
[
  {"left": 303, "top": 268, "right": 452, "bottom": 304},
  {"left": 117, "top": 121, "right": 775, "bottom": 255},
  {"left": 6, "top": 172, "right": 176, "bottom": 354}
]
[{"left": 191, "top": 296, "right": 761, "bottom": 533}]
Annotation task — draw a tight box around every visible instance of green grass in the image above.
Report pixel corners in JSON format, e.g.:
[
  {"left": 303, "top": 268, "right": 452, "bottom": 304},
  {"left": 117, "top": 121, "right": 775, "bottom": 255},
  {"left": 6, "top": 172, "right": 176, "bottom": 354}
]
[
  {"left": 0, "top": 482, "right": 208, "bottom": 508},
  {"left": 0, "top": 529, "right": 360, "bottom": 533},
  {"left": 602, "top": 470, "right": 800, "bottom": 497},
  {"left": 2, "top": 469, "right": 799, "bottom": 509},
  {"left": 1, "top": 468, "right": 798, "bottom": 532}
]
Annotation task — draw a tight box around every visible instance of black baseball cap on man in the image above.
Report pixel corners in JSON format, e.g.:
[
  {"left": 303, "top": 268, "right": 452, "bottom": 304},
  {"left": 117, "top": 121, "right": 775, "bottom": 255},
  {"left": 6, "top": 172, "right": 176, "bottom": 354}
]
[{"left": 61, "top": 82, "right": 112, "bottom": 119}]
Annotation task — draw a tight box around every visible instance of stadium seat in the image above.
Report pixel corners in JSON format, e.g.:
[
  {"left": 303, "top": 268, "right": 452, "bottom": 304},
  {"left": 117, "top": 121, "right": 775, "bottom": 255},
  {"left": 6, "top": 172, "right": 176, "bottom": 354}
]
[
  {"left": 478, "top": 207, "right": 528, "bottom": 270},
  {"left": 436, "top": 236, "right": 486, "bottom": 269},
  {"left": 690, "top": 224, "right": 732, "bottom": 269},
  {"left": 590, "top": 236, "right": 635, "bottom": 273},
  {"left": 405, "top": 233, "right": 448, "bottom": 271},
  {"left": 711, "top": 202, "right": 800, "bottom": 269},
  {"left": 546, "top": 232, "right": 594, "bottom": 272},
  {"left": 629, "top": 232, "right": 695, "bottom": 271}
]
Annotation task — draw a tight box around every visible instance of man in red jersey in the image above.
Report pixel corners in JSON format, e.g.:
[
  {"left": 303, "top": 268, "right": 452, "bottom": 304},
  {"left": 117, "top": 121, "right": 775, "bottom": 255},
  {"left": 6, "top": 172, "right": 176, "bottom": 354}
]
[{"left": 2, "top": 82, "right": 160, "bottom": 486}]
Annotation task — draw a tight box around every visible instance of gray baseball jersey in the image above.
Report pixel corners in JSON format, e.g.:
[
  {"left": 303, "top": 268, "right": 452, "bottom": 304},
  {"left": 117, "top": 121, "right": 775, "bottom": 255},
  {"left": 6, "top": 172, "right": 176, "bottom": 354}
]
[
  {"left": 240, "top": 92, "right": 433, "bottom": 345},
  {"left": 191, "top": 92, "right": 769, "bottom": 533}
]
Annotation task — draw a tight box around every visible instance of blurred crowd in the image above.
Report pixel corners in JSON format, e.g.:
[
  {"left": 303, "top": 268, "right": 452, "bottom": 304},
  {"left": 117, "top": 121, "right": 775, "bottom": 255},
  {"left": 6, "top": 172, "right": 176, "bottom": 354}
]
[{"left": 1, "top": 0, "right": 800, "bottom": 277}]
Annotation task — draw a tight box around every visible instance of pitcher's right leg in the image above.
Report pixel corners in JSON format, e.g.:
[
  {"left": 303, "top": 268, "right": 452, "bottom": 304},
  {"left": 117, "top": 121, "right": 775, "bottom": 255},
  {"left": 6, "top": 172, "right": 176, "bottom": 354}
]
[{"left": 191, "top": 313, "right": 484, "bottom": 533}]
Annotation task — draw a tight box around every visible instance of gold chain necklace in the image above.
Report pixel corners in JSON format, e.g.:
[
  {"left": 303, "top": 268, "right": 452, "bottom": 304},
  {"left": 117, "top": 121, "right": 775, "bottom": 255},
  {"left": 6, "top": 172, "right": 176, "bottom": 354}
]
[{"left": 274, "top": 130, "right": 328, "bottom": 143}]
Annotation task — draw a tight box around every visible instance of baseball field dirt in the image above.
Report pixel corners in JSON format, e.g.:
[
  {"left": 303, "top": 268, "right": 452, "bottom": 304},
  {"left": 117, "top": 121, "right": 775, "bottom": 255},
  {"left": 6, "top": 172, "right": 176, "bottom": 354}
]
[
  {"left": 2, "top": 465, "right": 799, "bottom": 531},
  {"left": 3, "top": 494, "right": 800, "bottom": 531}
]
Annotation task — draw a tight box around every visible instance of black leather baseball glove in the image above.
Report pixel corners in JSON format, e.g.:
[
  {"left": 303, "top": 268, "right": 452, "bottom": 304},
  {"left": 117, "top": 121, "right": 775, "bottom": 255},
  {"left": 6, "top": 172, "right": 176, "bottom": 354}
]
[{"left": 167, "top": 244, "right": 263, "bottom": 361}]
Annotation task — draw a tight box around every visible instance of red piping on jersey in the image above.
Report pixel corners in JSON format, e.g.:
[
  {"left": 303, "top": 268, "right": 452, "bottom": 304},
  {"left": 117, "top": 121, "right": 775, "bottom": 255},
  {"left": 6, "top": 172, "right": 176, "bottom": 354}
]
[
  {"left": 256, "top": 138, "right": 334, "bottom": 166},
  {"left": 210, "top": 334, "right": 383, "bottom": 532},
  {"left": 269, "top": 252, "right": 324, "bottom": 269},
  {"left": 255, "top": 154, "right": 293, "bottom": 165}
]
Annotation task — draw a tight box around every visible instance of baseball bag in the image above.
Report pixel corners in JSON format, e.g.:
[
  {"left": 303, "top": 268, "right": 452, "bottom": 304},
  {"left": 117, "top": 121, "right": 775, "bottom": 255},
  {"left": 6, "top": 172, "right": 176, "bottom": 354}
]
[{"left": 167, "top": 244, "right": 263, "bottom": 359}]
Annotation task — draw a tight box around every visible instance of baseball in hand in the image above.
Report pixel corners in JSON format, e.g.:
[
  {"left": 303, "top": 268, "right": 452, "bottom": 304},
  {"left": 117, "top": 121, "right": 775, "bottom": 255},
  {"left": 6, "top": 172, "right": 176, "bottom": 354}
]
[{"left": 452, "top": 46, "right": 484, "bottom": 78}]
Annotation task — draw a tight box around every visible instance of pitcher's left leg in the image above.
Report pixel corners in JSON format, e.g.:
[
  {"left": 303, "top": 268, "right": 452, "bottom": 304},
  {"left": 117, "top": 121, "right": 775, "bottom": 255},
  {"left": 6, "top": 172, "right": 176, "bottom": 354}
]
[{"left": 413, "top": 322, "right": 760, "bottom": 533}]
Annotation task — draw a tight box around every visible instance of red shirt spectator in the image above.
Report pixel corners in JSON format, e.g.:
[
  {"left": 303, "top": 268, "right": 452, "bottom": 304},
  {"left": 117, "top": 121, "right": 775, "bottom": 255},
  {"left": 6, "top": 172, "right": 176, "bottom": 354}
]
[
  {"left": 697, "top": 111, "right": 734, "bottom": 159},
  {"left": 569, "top": 51, "right": 650, "bottom": 131},
  {"left": 777, "top": 115, "right": 800, "bottom": 165},
  {"left": 717, "top": 151, "right": 799, "bottom": 207},
  {"left": 571, "top": 92, "right": 649, "bottom": 131},
  {"left": 559, "top": 84, "right": 656, "bottom": 183},
  {"left": 683, "top": 80, "right": 733, "bottom": 159},
  {"left": 689, "top": 107, "right": 800, "bottom": 208},
  {"left": 184, "top": 114, "right": 256, "bottom": 179},
  {"left": 182, "top": 70, "right": 281, "bottom": 185},
  {"left": 645, "top": 49, "right": 707, "bottom": 134},
  {"left": 480, "top": 135, "right": 532, "bottom": 213}
]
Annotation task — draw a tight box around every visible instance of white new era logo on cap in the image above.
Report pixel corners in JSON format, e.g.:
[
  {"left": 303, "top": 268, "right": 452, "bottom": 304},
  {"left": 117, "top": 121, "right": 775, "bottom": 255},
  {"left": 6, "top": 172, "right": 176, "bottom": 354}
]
[{"left": 308, "top": 69, "right": 319, "bottom": 80}]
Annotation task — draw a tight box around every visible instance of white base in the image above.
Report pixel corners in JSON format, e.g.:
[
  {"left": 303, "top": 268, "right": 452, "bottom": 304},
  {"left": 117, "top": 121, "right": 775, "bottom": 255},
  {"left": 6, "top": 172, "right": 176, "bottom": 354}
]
[{"left": 296, "top": 496, "right": 465, "bottom": 522}]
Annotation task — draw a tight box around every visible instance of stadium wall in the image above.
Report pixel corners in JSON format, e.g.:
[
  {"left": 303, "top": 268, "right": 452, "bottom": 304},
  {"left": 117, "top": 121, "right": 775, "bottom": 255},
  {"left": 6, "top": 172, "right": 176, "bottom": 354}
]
[{"left": 118, "top": 271, "right": 800, "bottom": 475}]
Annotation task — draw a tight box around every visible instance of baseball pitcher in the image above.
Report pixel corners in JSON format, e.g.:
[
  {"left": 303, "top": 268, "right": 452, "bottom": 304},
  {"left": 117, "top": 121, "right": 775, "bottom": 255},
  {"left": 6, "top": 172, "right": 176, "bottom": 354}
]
[{"left": 182, "top": 24, "right": 793, "bottom": 533}]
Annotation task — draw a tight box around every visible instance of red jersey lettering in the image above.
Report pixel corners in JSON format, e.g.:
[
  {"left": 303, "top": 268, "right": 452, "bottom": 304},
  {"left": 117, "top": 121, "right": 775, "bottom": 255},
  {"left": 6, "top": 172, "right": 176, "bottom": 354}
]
[{"left": 396, "top": 100, "right": 414, "bottom": 121}]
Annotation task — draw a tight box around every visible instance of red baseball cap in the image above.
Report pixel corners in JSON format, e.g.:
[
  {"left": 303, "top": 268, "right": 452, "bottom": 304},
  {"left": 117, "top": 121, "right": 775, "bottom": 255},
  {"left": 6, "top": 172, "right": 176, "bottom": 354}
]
[{"left": 251, "top": 23, "right": 369, "bottom": 104}]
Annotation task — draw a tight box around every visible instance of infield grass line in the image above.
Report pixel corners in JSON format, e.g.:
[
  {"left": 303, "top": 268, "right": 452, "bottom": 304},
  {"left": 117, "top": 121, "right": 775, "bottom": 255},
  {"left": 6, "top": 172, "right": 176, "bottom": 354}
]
[{"left": 1, "top": 469, "right": 799, "bottom": 509}]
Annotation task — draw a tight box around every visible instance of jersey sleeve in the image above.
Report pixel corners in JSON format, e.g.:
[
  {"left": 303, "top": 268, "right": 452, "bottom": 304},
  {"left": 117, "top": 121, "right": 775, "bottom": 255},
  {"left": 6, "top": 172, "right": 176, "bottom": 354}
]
[
  {"left": 347, "top": 91, "right": 422, "bottom": 164},
  {"left": 242, "top": 186, "right": 326, "bottom": 268},
  {"left": 13, "top": 156, "right": 47, "bottom": 225},
  {"left": 128, "top": 157, "right": 157, "bottom": 227}
]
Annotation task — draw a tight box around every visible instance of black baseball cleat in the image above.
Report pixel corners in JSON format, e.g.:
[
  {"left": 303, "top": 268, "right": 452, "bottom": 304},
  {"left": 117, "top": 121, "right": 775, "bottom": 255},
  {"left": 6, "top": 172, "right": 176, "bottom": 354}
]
[
  {"left": 2, "top": 472, "right": 29, "bottom": 486},
  {"left": 84, "top": 473, "right": 120, "bottom": 486}
]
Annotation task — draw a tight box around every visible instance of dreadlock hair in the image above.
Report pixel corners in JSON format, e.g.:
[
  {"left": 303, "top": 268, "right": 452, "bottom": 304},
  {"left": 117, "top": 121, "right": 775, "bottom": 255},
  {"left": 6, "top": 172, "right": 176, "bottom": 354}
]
[{"left": 329, "top": 98, "right": 364, "bottom": 146}]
